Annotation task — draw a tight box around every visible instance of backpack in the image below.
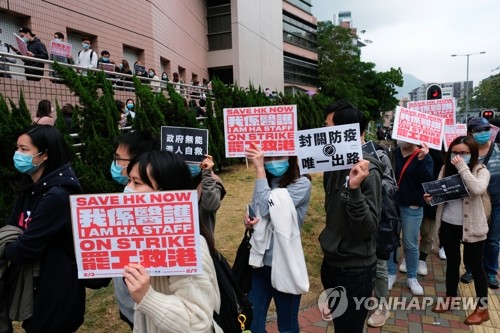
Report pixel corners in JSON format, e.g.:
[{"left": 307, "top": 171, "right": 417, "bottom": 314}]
[
  {"left": 78, "top": 50, "right": 95, "bottom": 63},
  {"left": 373, "top": 144, "right": 401, "bottom": 260},
  {"left": 212, "top": 251, "right": 253, "bottom": 333}
]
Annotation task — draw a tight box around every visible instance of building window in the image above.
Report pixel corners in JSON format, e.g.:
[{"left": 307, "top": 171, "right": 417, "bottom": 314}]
[
  {"left": 283, "top": 14, "right": 317, "bottom": 51},
  {"left": 284, "top": 0, "right": 312, "bottom": 14},
  {"left": 207, "top": 3, "right": 232, "bottom": 51},
  {"left": 283, "top": 54, "right": 318, "bottom": 86},
  {"left": 208, "top": 66, "right": 233, "bottom": 85}
]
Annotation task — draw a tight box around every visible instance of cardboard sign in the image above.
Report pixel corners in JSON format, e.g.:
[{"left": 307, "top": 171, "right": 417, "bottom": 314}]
[
  {"left": 100, "top": 63, "right": 116, "bottom": 72},
  {"left": 161, "top": 126, "right": 208, "bottom": 163},
  {"left": 490, "top": 124, "right": 499, "bottom": 142},
  {"left": 407, "top": 98, "right": 456, "bottom": 126},
  {"left": 70, "top": 190, "right": 201, "bottom": 278},
  {"left": 296, "top": 123, "right": 362, "bottom": 173},
  {"left": 422, "top": 174, "right": 469, "bottom": 206},
  {"left": 50, "top": 40, "right": 72, "bottom": 58},
  {"left": 135, "top": 65, "right": 145, "bottom": 74},
  {"left": 443, "top": 124, "right": 467, "bottom": 151},
  {"left": 223, "top": 105, "right": 297, "bottom": 157},
  {"left": 392, "top": 106, "right": 445, "bottom": 150},
  {"left": 13, "top": 33, "right": 27, "bottom": 56}
]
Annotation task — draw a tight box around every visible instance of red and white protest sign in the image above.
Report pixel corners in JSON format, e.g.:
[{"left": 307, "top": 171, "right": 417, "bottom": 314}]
[
  {"left": 443, "top": 124, "right": 467, "bottom": 151},
  {"left": 13, "top": 33, "right": 28, "bottom": 56},
  {"left": 50, "top": 40, "right": 72, "bottom": 58},
  {"left": 490, "top": 124, "right": 499, "bottom": 142},
  {"left": 392, "top": 106, "right": 445, "bottom": 150},
  {"left": 223, "top": 105, "right": 297, "bottom": 157},
  {"left": 70, "top": 190, "right": 201, "bottom": 279},
  {"left": 407, "top": 98, "right": 456, "bottom": 126}
]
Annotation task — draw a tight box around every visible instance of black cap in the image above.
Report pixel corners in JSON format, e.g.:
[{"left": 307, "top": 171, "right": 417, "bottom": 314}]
[{"left": 19, "top": 27, "right": 33, "bottom": 35}]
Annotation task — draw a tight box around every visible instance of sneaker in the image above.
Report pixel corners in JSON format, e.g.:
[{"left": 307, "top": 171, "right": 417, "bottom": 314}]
[
  {"left": 388, "top": 274, "right": 397, "bottom": 290},
  {"left": 438, "top": 247, "right": 447, "bottom": 260},
  {"left": 460, "top": 272, "right": 473, "bottom": 284},
  {"left": 488, "top": 275, "right": 499, "bottom": 289},
  {"left": 367, "top": 305, "right": 391, "bottom": 327},
  {"left": 417, "top": 260, "right": 428, "bottom": 276},
  {"left": 399, "top": 258, "right": 407, "bottom": 273},
  {"left": 407, "top": 278, "right": 424, "bottom": 295}
]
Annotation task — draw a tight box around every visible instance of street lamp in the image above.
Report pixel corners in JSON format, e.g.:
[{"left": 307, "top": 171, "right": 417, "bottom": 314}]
[{"left": 451, "top": 51, "right": 486, "bottom": 122}]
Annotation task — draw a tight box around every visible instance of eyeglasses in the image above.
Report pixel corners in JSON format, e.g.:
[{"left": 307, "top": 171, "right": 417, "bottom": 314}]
[
  {"left": 114, "top": 155, "right": 131, "bottom": 165},
  {"left": 471, "top": 127, "right": 490, "bottom": 133}
]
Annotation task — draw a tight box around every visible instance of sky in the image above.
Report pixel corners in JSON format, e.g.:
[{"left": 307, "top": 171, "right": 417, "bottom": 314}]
[{"left": 311, "top": 0, "right": 500, "bottom": 87}]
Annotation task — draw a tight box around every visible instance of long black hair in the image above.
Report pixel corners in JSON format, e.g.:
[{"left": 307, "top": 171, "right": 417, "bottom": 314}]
[
  {"left": 444, "top": 135, "right": 479, "bottom": 177},
  {"left": 265, "top": 156, "right": 302, "bottom": 188}
]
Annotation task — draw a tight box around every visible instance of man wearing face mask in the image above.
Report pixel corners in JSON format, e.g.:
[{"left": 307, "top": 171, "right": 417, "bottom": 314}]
[
  {"left": 12, "top": 28, "right": 48, "bottom": 81},
  {"left": 50, "top": 32, "right": 74, "bottom": 83},
  {"left": 75, "top": 37, "right": 97, "bottom": 75},
  {"left": 109, "top": 130, "right": 159, "bottom": 329},
  {"left": 461, "top": 117, "right": 500, "bottom": 289}
]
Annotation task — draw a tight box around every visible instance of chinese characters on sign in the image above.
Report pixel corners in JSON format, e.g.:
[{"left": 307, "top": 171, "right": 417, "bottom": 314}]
[
  {"left": 70, "top": 190, "right": 201, "bottom": 279},
  {"left": 422, "top": 174, "right": 469, "bottom": 206},
  {"left": 296, "top": 123, "right": 362, "bottom": 173},
  {"left": 223, "top": 105, "right": 297, "bottom": 157},
  {"left": 392, "top": 106, "right": 445, "bottom": 150},
  {"left": 407, "top": 98, "right": 456, "bottom": 126},
  {"left": 50, "top": 40, "right": 72, "bottom": 58},
  {"left": 443, "top": 124, "right": 467, "bottom": 151},
  {"left": 161, "top": 126, "right": 208, "bottom": 163}
]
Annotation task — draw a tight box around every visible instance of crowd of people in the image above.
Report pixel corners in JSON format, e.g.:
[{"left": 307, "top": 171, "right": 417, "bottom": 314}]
[{"left": 1, "top": 98, "right": 499, "bottom": 333}]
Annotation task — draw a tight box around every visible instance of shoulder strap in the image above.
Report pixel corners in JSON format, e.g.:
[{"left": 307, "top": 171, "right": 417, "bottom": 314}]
[
  {"left": 397, "top": 148, "right": 420, "bottom": 187},
  {"left": 483, "top": 142, "right": 496, "bottom": 166}
]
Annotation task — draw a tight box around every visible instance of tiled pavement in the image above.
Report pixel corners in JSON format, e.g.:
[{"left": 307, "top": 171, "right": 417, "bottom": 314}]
[{"left": 265, "top": 253, "right": 500, "bottom": 333}]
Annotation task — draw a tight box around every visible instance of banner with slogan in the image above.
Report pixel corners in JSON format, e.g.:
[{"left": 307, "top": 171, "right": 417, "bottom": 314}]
[
  {"left": 422, "top": 174, "right": 469, "bottom": 206},
  {"left": 391, "top": 106, "right": 445, "bottom": 150},
  {"left": 443, "top": 124, "right": 467, "bottom": 151},
  {"left": 296, "top": 123, "right": 362, "bottom": 173},
  {"left": 161, "top": 126, "right": 208, "bottom": 163},
  {"left": 223, "top": 105, "right": 297, "bottom": 157},
  {"left": 407, "top": 98, "right": 456, "bottom": 126},
  {"left": 100, "top": 63, "right": 116, "bottom": 72},
  {"left": 70, "top": 190, "right": 201, "bottom": 279},
  {"left": 490, "top": 124, "right": 499, "bottom": 142},
  {"left": 50, "top": 40, "right": 72, "bottom": 58},
  {"left": 13, "top": 33, "right": 28, "bottom": 55}
]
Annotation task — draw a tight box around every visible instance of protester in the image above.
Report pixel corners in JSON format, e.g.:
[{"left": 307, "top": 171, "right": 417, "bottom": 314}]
[
  {"left": 188, "top": 154, "right": 226, "bottom": 236},
  {"left": 387, "top": 140, "right": 433, "bottom": 296},
  {"left": 148, "top": 68, "right": 160, "bottom": 91},
  {"left": 3, "top": 125, "right": 85, "bottom": 333},
  {"left": 61, "top": 103, "right": 74, "bottom": 131},
  {"left": 75, "top": 37, "right": 97, "bottom": 74},
  {"left": 320, "top": 101, "right": 383, "bottom": 333},
  {"left": 122, "top": 151, "right": 222, "bottom": 333},
  {"left": 427, "top": 135, "right": 490, "bottom": 325},
  {"left": 109, "top": 130, "right": 158, "bottom": 329},
  {"left": 160, "top": 71, "right": 169, "bottom": 90},
  {"left": 33, "top": 99, "right": 55, "bottom": 126},
  {"left": 49, "top": 32, "right": 73, "bottom": 82},
  {"left": 116, "top": 59, "right": 133, "bottom": 89},
  {"left": 12, "top": 28, "right": 48, "bottom": 81},
  {"left": 244, "top": 143, "right": 311, "bottom": 333},
  {"left": 461, "top": 117, "right": 500, "bottom": 289},
  {"left": 124, "top": 98, "right": 136, "bottom": 120}
]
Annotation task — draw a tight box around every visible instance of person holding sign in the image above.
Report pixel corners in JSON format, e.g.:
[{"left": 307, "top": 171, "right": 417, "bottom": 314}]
[
  {"left": 11, "top": 28, "right": 48, "bottom": 81},
  {"left": 122, "top": 151, "right": 222, "bottom": 333},
  {"left": 3, "top": 125, "right": 85, "bottom": 333},
  {"left": 426, "top": 135, "right": 490, "bottom": 325},
  {"left": 244, "top": 143, "right": 312, "bottom": 333}
]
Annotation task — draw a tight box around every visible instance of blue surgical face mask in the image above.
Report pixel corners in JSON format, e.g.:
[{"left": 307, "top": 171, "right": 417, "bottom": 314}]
[
  {"left": 110, "top": 161, "right": 128, "bottom": 185},
  {"left": 119, "top": 63, "right": 124, "bottom": 69},
  {"left": 123, "top": 186, "right": 136, "bottom": 193},
  {"left": 126, "top": 103, "right": 134, "bottom": 110},
  {"left": 188, "top": 164, "right": 201, "bottom": 177},
  {"left": 264, "top": 159, "right": 289, "bottom": 177},
  {"left": 162, "top": 75, "right": 168, "bottom": 80},
  {"left": 53, "top": 38, "right": 61, "bottom": 42},
  {"left": 451, "top": 153, "right": 471, "bottom": 165},
  {"left": 22, "top": 37, "right": 29, "bottom": 43},
  {"left": 102, "top": 56, "right": 109, "bottom": 62},
  {"left": 149, "top": 71, "right": 154, "bottom": 78},
  {"left": 13, "top": 151, "right": 43, "bottom": 174},
  {"left": 473, "top": 131, "right": 490, "bottom": 145},
  {"left": 82, "top": 43, "right": 90, "bottom": 49}
]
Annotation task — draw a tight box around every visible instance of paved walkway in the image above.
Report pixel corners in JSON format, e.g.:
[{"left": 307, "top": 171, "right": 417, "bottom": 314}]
[{"left": 265, "top": 252, "right": 500, "bottom": 333}]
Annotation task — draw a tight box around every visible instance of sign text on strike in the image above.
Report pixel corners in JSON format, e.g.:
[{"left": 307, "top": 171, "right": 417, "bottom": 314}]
[
  {"left": 225, "top": 106, "right": 295, "bottom": 114},
  {"left": 75, "top": 192, "right": 192, "bottom": 206}
]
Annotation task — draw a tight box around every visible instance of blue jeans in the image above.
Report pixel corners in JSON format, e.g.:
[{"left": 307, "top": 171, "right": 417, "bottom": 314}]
[
  {"left": 320, "top": 260, "right": 376, "bottom": 333},
  {"left": 388, "top": 205, "right": 423, "bottom": 278},
  {"left": 248, "top": 266, "right": 301, "bottom": 333}
]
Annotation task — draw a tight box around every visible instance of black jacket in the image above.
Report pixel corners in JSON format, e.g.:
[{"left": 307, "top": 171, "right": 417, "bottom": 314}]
[
  {"left": 23, "top": 37, "right": 48, "bottom": 76},
  {"left": 5, "top": 164, "right": 85, "bottom": 333}
]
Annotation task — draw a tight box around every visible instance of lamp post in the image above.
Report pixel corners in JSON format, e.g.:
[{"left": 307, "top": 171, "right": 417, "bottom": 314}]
[{"left": 451, "top": 52, "right": 486, "bottom": 122}]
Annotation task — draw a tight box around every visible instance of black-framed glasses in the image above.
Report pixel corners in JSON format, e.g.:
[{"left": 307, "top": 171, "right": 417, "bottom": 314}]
[
  {"left": 114, "top": 155, "right": 131, "bottom": 165},
  {"left": 471, "top": 127, "right": 490, "bottom": 133}
]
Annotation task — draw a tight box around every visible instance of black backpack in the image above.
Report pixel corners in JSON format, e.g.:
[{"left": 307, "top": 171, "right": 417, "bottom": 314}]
[
  {"left": 374, "top": 144, "right": 401, "bottom": 260},
  {"left": 212, "top": 251, "right": 253, "bottom": 332}
]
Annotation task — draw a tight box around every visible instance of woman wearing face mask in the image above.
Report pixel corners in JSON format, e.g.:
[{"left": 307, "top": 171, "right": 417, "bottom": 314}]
[
  {"left": 124, "top": 98, "right": 136, "bottom": 121},
  {"left": 116, "top": 59, "right": 133, "bottom": 90},
  {"left": 387, "top": 140, "right": 433, "bottom": 296},
  {"left": 244, "top": 143, "right": 312, "bottom": 333},
  {"left": 187, "top": 155, "right": 226, "bottom": 236},
  {"left": 122, "top": 151, "right": 223, "bottom": 333},
  {"left": 425, "top": 135, "right": 490, "bottom": 325},
  {"left": 33, "top": 99, "right": 55, "bottom": 126},
  {"left": 147, "top": 68, "right": 161, "bottom": 91},
  {"left": 4, "top": 125, "right": 85, "bottom": 333}
]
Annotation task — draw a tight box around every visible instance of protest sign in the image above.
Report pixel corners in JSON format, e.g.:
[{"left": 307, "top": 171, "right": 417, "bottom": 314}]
[
  {"left": 407, "top": 98, "right": 456, "bottom": 126},
  {"left": 70, "top": 190, "right": 201, "bottom": 278},
  {"left": 490, "top": 123, "right": 499, "bottom": 142},
  {"left": 161, "top": 126, "right": 208, "bottom": 163},
  {"left": 100, "top": 63, "right": 116, "bottom": 72},
  {"left": 362, "top": 140, "right": 380, "bottom": 161},
  {"left": 296, "top": 123, "right": 362, "bottom": 173},
  {"left": 50, "top": 40, "right": 72, "bottom": 58},
  {"left": 422, "top": 174, "right": 469, "bottom": 206},
  {"left": 391, "top": 106, "right": 445, "bottom": 150},
  {"left": 13, "top": 33, "right": 27, "bottom": 55},
  {"left": 224, "top": 105, "right": 297, "bottom": 157},
  {"left": 443, "top": 124, "right": 467, "bottom": 151}
]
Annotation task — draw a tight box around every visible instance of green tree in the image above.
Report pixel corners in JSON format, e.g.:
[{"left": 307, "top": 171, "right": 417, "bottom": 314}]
[{"left": 473, "top": 73, "right": 500, "bottom": 111}]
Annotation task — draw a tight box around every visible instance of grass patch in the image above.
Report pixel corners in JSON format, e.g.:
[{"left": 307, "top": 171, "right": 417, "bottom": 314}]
[{"left": 13, "top": 163, "right": 326, "bottom": 332}]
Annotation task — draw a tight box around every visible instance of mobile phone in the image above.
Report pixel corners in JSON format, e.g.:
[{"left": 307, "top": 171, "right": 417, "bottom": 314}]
[{"left": 248, "top": 204, "right": 256, "bottom": 219}]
